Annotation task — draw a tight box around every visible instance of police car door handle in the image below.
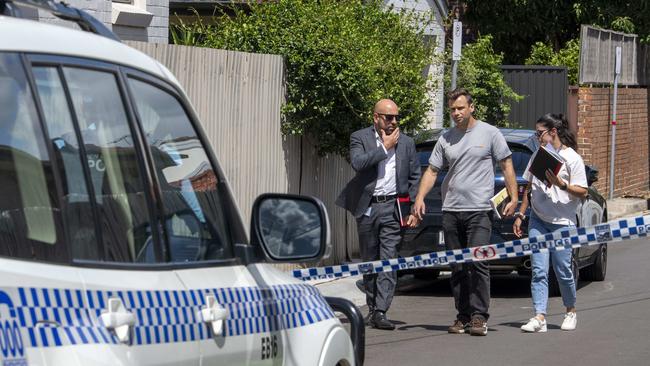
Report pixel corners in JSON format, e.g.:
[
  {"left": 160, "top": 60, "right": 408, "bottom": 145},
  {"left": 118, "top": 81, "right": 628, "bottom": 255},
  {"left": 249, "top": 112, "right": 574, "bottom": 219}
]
[
  {"left": 99, "top": 297, "right": 136, "bottom": 344},
  {"left": 200, "top": 295, "right": 228, "bottom": 336}
]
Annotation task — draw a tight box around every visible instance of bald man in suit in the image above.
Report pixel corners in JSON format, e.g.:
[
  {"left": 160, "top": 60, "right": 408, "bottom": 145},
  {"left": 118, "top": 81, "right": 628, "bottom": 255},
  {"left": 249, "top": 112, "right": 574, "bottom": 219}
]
[{"left": 336, "top": 99, "right": 421, "bottom": 330}]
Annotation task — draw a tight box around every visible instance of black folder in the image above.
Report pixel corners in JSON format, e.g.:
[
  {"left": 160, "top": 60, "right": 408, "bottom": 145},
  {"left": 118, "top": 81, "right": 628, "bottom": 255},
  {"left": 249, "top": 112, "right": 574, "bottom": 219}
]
[{"left": 528, "top": 145, "right": 564, "bottom": 185}]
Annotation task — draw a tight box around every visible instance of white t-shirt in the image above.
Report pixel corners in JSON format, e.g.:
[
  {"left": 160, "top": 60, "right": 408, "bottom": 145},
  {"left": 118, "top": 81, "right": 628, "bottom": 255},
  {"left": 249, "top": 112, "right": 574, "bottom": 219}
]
[
  {"left": 428, "top": 121, "right": 511, "bottom": 211},
  {"left": 523, "top": 145, "right": 588, "bottom": 225}
]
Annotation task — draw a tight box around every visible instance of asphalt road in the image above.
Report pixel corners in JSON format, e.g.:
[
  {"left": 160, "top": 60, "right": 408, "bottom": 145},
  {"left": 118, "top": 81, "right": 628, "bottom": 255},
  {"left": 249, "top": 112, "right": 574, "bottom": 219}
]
[{"left": 362, "top": 238, "right": 650, "bottom": 366}]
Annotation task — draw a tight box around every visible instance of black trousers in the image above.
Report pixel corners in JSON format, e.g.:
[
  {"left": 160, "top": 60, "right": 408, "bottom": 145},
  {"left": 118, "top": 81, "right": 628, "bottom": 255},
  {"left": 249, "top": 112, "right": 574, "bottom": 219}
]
[
  {"left": 356, "top": 200, "right": 401, "bottom": 312},
  {"left": 442, "top": 210, "right": 493, "bottom": 321}
]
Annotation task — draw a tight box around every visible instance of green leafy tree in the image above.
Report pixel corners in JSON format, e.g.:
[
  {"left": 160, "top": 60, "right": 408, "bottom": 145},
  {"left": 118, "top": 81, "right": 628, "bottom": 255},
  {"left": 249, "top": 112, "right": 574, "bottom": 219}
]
[
  {"left": 574, "top": 1, "right": 650, "bottom": 42},
  {"left": 526, "top": 42, "right": 555, "bottom": 66},
  {"left": 445, "top": 35, "right": 522, "bottom": 127},
  {"left": 525, "top": 39, "right": 580, "bottom": 85},
  {"left": 463, "top": 0, "right": 578, "bottom": 64},
  {"left": 171, "top": 0, "right": 439, "bottom": 157},
  {"left": 462, "top": 0, "right": 650, "bottom": 64},
  {"left": 610, "top": 16, "right": 636, "bottom": 34}
]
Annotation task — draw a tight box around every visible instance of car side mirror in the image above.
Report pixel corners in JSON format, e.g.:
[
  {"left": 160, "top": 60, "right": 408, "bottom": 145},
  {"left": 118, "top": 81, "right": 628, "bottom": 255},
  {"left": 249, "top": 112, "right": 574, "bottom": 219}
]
[
  {"left": 586, "top": 166, "right": 599, "bottom": 186},
  {"left": 250, "top": 194, "right": 331, "bottom": 262}
]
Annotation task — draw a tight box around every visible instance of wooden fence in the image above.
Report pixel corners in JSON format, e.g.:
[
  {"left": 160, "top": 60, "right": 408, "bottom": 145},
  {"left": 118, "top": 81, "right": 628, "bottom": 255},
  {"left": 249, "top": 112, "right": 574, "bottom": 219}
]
[{"left": 127, "top": 42, "right": 360, "bottom": 267}]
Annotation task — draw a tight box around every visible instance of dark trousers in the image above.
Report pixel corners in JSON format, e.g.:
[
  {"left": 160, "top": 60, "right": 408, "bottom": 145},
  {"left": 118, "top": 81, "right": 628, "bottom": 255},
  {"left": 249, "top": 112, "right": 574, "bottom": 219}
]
[
  {"left": 442, "top": 210, "right": 493, "bottom": 321},
  {"left": 356, "top": 200, "right": 401, "bottom": 312}
]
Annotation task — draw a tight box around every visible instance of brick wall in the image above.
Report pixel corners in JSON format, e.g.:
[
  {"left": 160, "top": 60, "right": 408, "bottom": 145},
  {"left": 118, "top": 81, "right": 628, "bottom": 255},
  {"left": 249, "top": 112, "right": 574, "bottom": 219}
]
[{"left": 577, "top": 87, "right": 649, "bottom": 197}]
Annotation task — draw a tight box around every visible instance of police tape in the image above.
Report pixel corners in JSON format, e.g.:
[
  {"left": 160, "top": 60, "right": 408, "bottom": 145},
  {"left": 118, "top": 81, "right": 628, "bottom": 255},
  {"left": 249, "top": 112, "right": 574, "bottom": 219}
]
[{"left": 293, "top": 214, "right": 650, "bottom": 281}]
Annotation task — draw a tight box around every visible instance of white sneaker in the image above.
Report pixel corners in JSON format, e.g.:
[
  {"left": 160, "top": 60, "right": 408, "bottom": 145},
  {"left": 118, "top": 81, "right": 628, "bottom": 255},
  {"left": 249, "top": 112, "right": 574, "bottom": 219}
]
[
  {"left": 561, "top": 312, "right": 577, "bottom": 331},
  {"left": 521, "top": 317, "right": 547, "bottom": 333}
]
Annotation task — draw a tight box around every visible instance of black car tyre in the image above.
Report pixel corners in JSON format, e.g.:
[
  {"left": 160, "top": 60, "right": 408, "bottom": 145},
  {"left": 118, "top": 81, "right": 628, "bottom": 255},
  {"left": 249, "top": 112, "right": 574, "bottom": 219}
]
[
  {"left": 548, "top": 255, "right": 579, "bottom": 297},
  {"left": 580, "top": 243, "right": 607, "bottom": 281}
]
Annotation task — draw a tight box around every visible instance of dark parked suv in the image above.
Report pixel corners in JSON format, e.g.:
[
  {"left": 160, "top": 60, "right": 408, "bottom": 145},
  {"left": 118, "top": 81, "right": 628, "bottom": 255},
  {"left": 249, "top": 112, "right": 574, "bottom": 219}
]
[{"left": 401, "top": 129, "right": 608, "bottom": 287}]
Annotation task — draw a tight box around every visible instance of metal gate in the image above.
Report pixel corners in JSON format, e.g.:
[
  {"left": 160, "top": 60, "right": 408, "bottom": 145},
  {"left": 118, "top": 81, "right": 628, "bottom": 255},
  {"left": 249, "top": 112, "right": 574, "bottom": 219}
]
[{"left": 501, "top": 65, "right": 568, "bottom": 130}]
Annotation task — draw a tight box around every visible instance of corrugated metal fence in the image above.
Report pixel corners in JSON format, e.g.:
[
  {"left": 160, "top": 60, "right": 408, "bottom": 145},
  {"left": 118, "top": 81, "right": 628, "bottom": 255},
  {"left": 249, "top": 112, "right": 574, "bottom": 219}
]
[
  {"left": 579, "top": 25, "right": 639, "bottom": 85},
  {"left": 501, "top": 66, "right": 568, "bottom": 129},
  {"left": 126, "top": 42, "right": 359, "bottom": 267}
]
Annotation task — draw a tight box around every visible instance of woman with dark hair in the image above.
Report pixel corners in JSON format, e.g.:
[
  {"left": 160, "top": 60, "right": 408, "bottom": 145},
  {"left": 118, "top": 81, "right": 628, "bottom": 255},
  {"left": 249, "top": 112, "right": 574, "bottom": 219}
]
[{"left": 513, "top": 113, "right": 588, "bottom": 333}]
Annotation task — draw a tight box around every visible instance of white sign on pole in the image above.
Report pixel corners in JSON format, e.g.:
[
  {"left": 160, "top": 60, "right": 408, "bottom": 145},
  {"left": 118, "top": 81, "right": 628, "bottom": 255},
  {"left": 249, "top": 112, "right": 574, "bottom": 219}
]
[
  {"left": 452, "top": 21, "right": 462, "bottom": 61},
  {"left": 615, "top": 46, "right": 622, "bottom": 75}
]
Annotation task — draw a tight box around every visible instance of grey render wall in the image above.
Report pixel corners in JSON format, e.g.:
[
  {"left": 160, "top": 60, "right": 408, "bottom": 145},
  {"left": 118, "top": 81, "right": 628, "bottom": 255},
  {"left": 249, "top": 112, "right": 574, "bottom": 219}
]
[
  {"left": 384, "top": 0, "right": 447, "bottom": 129},
  {"left": 113, "top": 0, "right": 169, "bottom": 43},
  {"left": 20, "top": 0, "right": 168, "bottom": 44}
]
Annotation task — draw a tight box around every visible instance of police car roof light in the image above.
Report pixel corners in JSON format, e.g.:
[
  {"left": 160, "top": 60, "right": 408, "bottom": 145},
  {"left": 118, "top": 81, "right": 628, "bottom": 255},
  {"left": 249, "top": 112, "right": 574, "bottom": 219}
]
[{"left": 0, "top": 0, "right": 120, "bottom": 42}]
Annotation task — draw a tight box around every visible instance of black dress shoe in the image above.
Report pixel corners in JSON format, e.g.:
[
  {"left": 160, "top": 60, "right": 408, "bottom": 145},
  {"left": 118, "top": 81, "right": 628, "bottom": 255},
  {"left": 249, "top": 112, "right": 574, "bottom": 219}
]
[{"left": 370, "top": 311, "right": 395, "bottom": 330}]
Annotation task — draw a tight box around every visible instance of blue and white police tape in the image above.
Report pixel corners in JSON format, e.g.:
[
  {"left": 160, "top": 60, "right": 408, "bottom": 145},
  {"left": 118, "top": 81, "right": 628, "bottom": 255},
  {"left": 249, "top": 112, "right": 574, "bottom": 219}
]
[{"left": 293, "top": 214, "right": 650, "bottom": 281}]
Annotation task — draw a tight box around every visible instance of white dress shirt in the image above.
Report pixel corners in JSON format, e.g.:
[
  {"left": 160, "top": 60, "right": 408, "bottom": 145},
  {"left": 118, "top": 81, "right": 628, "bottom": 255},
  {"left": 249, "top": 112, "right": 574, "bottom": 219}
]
[{"left": 373, "top": 130, "right": 397, "bottom": 196}]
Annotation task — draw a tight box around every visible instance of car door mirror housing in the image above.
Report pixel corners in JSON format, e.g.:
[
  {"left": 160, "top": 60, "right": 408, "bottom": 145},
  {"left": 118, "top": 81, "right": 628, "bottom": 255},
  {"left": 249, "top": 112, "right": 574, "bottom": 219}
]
[
  {"left": 250, "top": 194, "right": 331, "bottom": 262},
  {"left": 586, "top": 166, "right": 599, "bottom": 186}
]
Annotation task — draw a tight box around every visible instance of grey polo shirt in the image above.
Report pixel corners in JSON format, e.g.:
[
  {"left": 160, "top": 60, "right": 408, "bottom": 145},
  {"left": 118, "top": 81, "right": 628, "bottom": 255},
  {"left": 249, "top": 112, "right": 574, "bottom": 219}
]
[{"left": 428, "top": 121, "right": 511, "bottom": 211}]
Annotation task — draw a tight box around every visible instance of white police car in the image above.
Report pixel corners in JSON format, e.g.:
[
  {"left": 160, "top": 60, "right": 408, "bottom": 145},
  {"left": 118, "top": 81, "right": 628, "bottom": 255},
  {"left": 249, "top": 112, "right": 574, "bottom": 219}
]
[{"left": 0, "top": 1, "right": 362, "bottom": 365}]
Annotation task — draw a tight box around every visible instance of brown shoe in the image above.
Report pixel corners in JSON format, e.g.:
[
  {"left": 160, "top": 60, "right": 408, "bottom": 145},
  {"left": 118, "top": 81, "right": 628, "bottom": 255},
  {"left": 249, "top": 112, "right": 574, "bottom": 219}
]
[
  {"left": 447, "top": 319, "right": 469, "bottom": 334},
  {"left": 469, "top": 317, "right": 488, "bottom": 336}
]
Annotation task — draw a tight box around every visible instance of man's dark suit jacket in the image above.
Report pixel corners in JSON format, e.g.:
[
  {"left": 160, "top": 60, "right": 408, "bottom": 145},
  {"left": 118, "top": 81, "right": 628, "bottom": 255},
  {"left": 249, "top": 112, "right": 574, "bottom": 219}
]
[{"left": 336, "top": 126, "right": 421, "bottom": 218}]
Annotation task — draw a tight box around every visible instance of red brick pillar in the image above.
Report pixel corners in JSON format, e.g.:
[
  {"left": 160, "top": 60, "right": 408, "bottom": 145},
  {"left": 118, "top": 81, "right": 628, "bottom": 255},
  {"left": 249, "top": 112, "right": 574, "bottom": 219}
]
[{"left": 577, "top": 87, "right": 649, "bottom": 197}]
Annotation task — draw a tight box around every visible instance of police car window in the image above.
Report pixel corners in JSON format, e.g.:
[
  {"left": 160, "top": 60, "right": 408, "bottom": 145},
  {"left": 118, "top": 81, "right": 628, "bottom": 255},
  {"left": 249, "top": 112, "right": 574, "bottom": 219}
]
[
  {"left": 63, "top": 67, "right": 154, "bottom": 263},
  {"left": 128, "top": 77, "right": 233, "bottom": 262},
  {"left": 32, "top": 67, "right": 100, "bottom": 260},
  {"left": 0, "top": 53, "right": 64, "bottom": 262}
]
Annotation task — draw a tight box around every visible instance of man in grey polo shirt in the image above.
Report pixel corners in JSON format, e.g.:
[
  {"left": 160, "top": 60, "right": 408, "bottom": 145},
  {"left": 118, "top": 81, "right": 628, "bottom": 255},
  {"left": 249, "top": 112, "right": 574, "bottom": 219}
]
[{"left": 412, "top": 88, "right": 518, "bottom": 336}]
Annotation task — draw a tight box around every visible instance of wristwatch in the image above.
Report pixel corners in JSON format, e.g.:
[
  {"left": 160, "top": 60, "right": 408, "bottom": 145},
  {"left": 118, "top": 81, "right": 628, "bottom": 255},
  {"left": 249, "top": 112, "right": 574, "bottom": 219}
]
[
  {"left": 514, "top": 212, "right": 526, "bottom": 221},
  {"left": 559, "top": 182, "right": 569, "bottom": 191}
]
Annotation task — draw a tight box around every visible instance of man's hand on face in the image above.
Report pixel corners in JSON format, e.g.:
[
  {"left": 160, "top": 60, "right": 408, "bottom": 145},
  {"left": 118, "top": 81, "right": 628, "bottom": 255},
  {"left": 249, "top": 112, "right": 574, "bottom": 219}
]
[{"left": 381, "top": 128, "right": 399, "bottom": 150}]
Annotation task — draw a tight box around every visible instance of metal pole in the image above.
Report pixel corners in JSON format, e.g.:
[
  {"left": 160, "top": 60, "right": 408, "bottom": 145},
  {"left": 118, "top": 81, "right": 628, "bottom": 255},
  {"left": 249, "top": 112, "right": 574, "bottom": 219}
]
[
  {"left": 450, "top": 20, "right": 461, "bottom": 127},
  {"left": 609, "top": 47, "right": 621, "bottom": 200},
  {"left": 609, "top": 74, "right": 619, "bottom": 200},
  {"left": 451, "top": 60, "right": 458, "bottom": 90},
  {"left": 450, "top": 60, "right": 458, "bottom": 127}
]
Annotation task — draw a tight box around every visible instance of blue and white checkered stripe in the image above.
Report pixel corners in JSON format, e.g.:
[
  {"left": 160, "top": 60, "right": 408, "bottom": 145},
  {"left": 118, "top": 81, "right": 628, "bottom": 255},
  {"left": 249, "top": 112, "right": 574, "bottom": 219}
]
[
  {"left": 293, "top": 214, "right": 650, "bottom": 281},
  {"left": 15, "top": 283, "right": 334, "bottom": 348}
]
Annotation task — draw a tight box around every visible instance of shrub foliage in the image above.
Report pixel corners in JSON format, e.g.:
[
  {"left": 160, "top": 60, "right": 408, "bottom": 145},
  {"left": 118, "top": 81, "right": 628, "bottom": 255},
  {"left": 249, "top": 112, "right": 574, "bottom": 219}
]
[
  {"left": 444, "top": 35, "right": 522, "bottom": 127},
  {"left": 172, "top": 0, "right": 439, "bottom": 157}
]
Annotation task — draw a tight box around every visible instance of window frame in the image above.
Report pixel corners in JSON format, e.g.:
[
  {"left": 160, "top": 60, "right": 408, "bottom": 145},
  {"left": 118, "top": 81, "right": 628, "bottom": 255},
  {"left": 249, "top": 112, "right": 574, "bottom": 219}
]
[
  {"left": 0, "top": 52, "right": 71, "bottom": 263},
  {"left": 29, "top": 62, "right": 107, "bottom": 262},
  {"left": 121, "top": 67, "right": 241, "bottom": 267},
  {"left": 22, "top": 53, "right": 243, "bottom": 269},
  {"left": 26, "top": 53, "right": 164, "bottom": 267}
]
